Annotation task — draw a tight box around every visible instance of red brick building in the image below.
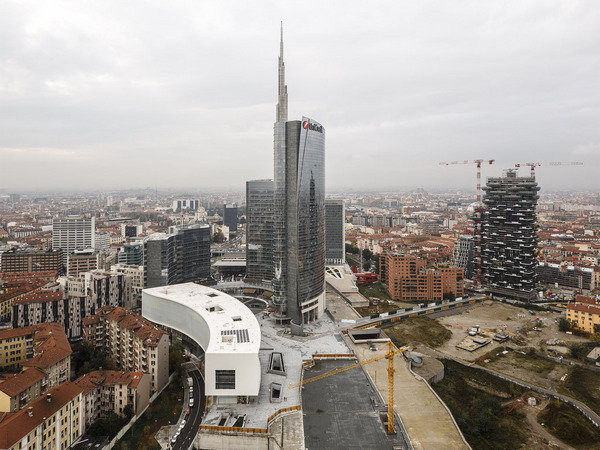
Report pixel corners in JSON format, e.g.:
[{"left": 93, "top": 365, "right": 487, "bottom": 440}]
[{"left": 380, "top": 253, "right": 464, "bottom": 302}]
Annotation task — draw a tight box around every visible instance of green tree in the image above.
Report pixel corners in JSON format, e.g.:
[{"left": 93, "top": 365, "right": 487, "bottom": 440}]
[
  {"left": 558, "top": 318, "right": 571, "bottom": 332},
  {"left": 362, "top": 249, "right": 373, "bottom": 261}
]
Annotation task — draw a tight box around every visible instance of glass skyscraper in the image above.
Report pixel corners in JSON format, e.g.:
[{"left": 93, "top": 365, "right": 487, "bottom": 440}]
[
  {"left": 245, "top": 25, "right": 326, "bottom": 330},
  {"left": 273, "top": 117, "right": 326, "bottom": 327}
]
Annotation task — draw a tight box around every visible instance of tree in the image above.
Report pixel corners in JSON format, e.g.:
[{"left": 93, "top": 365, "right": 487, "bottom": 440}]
[
  {"left": 363, "top": 261, "right": 371, "bottom": 272},
  {"left": 211, "top": 230, "right": 226, "bottom": 244},
  {"left": 362, "top": 249, "right": 373, "bottom": 261},
  {"left": 169, "top": 341, "right": 185, "bottom": 374},
  {"left": 443, "top": 292, "right": 456, "bottom": 301},
  {"left": 558, "top": 318, "right": 571, "bottom": 332}
]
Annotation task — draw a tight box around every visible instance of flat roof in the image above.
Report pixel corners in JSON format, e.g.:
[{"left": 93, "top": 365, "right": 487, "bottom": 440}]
[{"left": 143, "top": 283, "right": 260, "bottom": 354}]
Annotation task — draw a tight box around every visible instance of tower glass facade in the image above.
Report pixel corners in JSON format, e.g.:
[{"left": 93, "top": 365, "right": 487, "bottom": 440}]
[{"left": 273, "top": 117, "right": 325, "bottom": 325}]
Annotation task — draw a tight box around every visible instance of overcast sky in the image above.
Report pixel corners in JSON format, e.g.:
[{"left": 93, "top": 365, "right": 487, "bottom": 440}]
[{"left": 1, "top": 1, "right": 599, "bottom": 192}]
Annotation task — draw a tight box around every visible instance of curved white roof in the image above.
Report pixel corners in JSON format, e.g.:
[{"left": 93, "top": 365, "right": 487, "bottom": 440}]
[{"left": 142, "top": 283, "right": 261, "bottom": 355}]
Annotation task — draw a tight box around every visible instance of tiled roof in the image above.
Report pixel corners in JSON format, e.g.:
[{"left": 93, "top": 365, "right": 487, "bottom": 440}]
[
  {"left": 74, "top": 370, "right": 145, "bottom": 395},
  {"left": 96, "top": 305, "right": 166, "bottom": 346},
  {"left": 22, "top": 323, "right": 72, "bottom": 370},
  {"left": 13, "top": 291, "right": 62, "bottom": 304},
  {"left": 0, "top": 368, "right": 46, "bottom": 397},
  {"left": 566, "top": 303, "right": 600, "bottom": 316},
  {"left": 0, "top": 382, "right": 82, "bottom": 449}
]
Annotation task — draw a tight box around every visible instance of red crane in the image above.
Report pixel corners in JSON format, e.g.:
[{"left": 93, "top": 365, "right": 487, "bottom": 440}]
[
  {"left": 514, "top": 162, "right": 583, "bottom": 180},
  {"left": 439, "top": 159, "right": 495, "bottom": 287}
]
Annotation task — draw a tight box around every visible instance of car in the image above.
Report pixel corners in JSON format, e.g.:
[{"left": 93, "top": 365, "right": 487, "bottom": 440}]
[
  {"left": 189, "top": 398, "right": 194, "bottom": 407},
  {"left": 184, "top": 355, "right": 191, "bottom": 361},
  {"left": 180, "top": 419, "right": 186, "bottom": 428},
  {"left": 171, "top": 434, "right": 178, "bottom": 444},
  {"left": 369, "top": 344, "right": 377, "bottom": 351},
  {"left": 189, "top": 386, "right": 193, "bottom": 393},
  {"left": 185, "top": 408, "right": 190, "bottom": 416}
]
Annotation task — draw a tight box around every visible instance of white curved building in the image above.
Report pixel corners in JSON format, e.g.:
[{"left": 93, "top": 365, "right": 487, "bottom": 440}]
[{"left": 142, "top": 283, "right": 261, "bottom": 399}]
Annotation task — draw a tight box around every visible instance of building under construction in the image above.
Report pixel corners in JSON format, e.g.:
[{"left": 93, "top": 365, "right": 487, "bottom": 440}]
[{"left": 481, "top": 170, "right": 540, "bottom": 301}]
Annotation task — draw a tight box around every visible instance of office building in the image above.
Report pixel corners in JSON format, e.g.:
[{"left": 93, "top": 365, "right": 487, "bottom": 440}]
[
  {"left": 118, "top": 242, "right": 144, "bottom": 266},
  {"left": 325, "top": 199, "right": 345, "bottom": 265},
  {"left": 481, "top": 170, "right": 540, "bottom": 301},
  {"left": 245, "top": 180, "right": 275, "bottom": 282},
  {"left": 82, "top": 306, "right": 169, "bottom": 392},
  {"left": 0, "top": 382, "right": 84, "bottom": 450},
  {"left": 0, "top": 249, "right": 62, "bottom": 274},
  {"left": 143, "top": 283, "right": 260, "bottom": 399},
  {"left": 380, "top": 253, "right": 464, "bottom": 302},
  {"left": 52, "top": 216, "right": 95, "bottom": 264},
  {"left": 271, "top": 26, "right": 326, "bottom": 328},
  {"left": 452, "top": 235, "right": 475, "bottom": 279},
  {"left": 223, "top": 204, "right": 238, "bottom": 233},
  {"left": 67, "top": 250, "right": 99, "bottom": 276},
  {"left": 143, "top": 224, "right": 210, "bottom": 288}
]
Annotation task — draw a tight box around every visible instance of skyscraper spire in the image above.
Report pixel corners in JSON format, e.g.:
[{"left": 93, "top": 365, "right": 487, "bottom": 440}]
[{"left": 276, "top": 21, "right": 288, "bottom": 123}]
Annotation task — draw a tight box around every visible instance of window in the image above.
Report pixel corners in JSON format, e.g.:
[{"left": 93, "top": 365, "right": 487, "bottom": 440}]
[{"left": 215, "top": 370, "right": 235, "bottom": 389}]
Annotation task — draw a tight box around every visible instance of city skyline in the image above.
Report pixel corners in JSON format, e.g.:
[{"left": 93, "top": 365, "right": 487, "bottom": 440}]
[{"left": 1, "top": 2, "right": 599, "bottom": 191}]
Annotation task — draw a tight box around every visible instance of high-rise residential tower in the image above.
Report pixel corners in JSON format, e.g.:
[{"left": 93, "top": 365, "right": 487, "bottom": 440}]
[
  {"left": 325, "top": 199, "right": 345, "bottom": 265},
  {"left": 481, "top": 170, "right": 539, "bottom": 300}
]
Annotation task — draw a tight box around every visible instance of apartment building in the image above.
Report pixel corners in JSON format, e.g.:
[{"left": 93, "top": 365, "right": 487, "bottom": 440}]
[
  {"left": 0, "top": 368, "right": 46, "bottom": 413},
  {"left": 13, "top": 270, "right": 133, "bottom": 337},
  {"left": 52, "top": 216, "right": 95, "bottom": 265},
  {"left": 74, "top": 370, "right": 151, "bottom": 427},
  {"left": 110, "top": 264, "right": 143, "bottom": 309},
  {"left": 565, "top": 296, "right": 600, "bottom": 334},
  {"left": 380, "top": 253, "right": 464, "bottom": 302},
  {"left": 0, "top": 280, "right": 48, "bottom": 322},
  {"left": 66, "top": 250, "right": 99, "bottom": 277},
  {"left": 82, "top": 306, "right": 169, "bottom": 392},
  {"left": 0, "top": 324, "right": 72, "bottom": 412},
  {"left": 0, "top": 382, "right": 84, "bottom": 450},
  {"left": 0, "top": 250, "right": 63, "bottom": 274}
]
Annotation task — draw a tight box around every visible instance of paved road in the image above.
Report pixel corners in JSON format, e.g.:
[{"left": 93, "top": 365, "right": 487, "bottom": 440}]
[{"left": 172, "top": 368, "right": 205, "bottom": 450}]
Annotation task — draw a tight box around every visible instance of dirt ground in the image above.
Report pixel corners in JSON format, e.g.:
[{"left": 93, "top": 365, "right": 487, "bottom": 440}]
[
  {"left": 484, "top": 351, "right": 571, "bottom": 391},
  {"left": 434, "top": 300, "right": 587, "bottom": 361}
]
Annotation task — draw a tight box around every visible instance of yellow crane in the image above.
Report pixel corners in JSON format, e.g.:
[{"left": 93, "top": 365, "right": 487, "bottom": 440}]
[{"left": 289, "top": 342, "right": 412, "bottom": 434}]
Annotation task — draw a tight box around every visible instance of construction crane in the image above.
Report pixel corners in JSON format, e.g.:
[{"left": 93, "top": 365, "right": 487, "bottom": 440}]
[
  {"left": 439, "top": 159, "right": 495, "bottom": 287},
  {"left": 289, "top": 343, "right": 412, "bottom": 434},
  {"left": 514, "top": 161, "right": 583, "bottom": 180}
]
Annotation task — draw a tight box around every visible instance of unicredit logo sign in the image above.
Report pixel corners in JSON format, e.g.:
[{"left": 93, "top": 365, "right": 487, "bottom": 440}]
[{"left": 302, "top": 120, "right": 323, "bottom": 133}]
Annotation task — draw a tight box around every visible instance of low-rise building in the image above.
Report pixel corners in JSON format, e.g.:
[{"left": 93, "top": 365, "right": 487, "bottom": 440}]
[
  {"left": 0, "top": 381, "right": 84, "bottom": 450},
  {"left": 82, "top": 306, "right": 169, "bottom": 392},
  {"left": 566, "top": 302, "right": 600, "bottom": 334}
]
